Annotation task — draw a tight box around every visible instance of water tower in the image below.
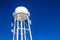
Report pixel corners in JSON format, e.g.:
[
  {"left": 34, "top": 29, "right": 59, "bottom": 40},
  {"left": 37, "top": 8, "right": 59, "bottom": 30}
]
[{"left": 11, "top": 6, "right": 32, "bottom": 40}]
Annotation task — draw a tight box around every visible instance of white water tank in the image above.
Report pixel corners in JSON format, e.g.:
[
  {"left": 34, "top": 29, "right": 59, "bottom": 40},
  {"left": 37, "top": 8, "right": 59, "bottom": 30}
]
[{"left": 13, "top": 6, "right": 30, "bottom": 21}]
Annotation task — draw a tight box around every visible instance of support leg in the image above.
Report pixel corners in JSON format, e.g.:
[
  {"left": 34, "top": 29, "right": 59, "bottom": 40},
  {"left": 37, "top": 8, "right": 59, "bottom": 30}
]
[
  {"left": 17, "top": 21, "right": 19, "bottom": 40},
  {"left": 24, "top": 22, "right": 26, "bottom": 40},
  {"left": 21, "top": 21, "right": 23, "bottom": 40}
]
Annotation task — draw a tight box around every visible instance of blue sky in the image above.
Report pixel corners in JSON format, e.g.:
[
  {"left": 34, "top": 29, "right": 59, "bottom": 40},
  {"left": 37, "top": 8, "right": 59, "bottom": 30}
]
[{"left": 0, "top": 0, "right": 60, "bottom": 40}]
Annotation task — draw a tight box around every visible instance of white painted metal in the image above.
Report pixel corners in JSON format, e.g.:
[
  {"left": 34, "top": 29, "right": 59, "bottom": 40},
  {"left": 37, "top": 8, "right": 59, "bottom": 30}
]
[
  {"left": 11, "top": 6, "right": 32, "bottom": 40},
  {"left": 21, "top": 21, "right": 23, "bottom": 40},
  {"left": 24, "top": 21, "right": 26, "bottom": 40},
  {"left": 17, "top": 21, "right": 19, "bottom": 40},
  {"left": 28, "top": 18, "right": 32, "bottom": 40}
]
